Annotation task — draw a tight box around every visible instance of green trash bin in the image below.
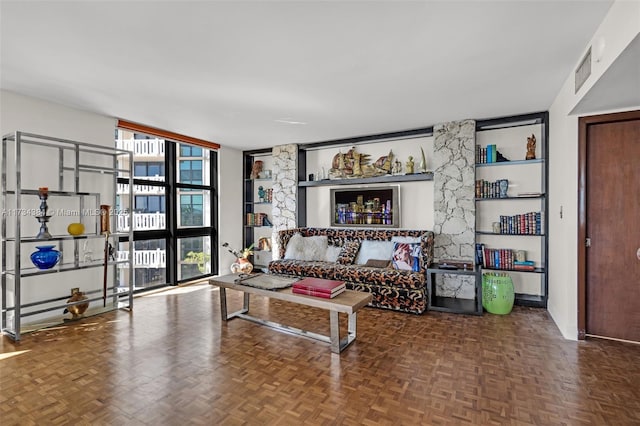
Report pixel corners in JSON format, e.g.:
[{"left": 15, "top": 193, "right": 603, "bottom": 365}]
[{"left": 482, "top": 273, "right": 514, "bottom": 315}]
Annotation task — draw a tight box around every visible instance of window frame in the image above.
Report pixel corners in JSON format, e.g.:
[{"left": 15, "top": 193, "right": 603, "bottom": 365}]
[{"left": 117, "top": 134, "right": 218, "bottom": 290}]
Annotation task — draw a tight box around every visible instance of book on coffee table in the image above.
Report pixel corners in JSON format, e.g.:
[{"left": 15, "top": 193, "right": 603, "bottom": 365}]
[
  {"left": 292, "top": 277, "right": 346, "bottom": 298},
  {"left": 292, "top": 287, "right": 345, "bottom": 298}
]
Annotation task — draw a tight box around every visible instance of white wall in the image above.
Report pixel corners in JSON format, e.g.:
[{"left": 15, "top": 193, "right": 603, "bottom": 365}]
[
  {"left": 217, "top": 146, "right": 243, "bottom": 274},
  {"left": 548, "top": 1, "right": 640, "bottom": 339},
  {"left": 304, "top": 136, "right": 435, "bottom": 230}
]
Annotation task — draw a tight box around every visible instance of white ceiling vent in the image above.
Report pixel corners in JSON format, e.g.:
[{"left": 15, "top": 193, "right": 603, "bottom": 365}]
[{"left": 575, "top": 47, "right": 592, "bottom": 94}]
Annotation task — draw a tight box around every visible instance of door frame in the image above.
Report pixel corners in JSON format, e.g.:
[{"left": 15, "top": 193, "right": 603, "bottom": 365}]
[{"left": 577, "top": 110, "right": 640, "bottom": 339}]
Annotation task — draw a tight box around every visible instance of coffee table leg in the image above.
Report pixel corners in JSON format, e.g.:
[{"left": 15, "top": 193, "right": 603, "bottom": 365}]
[
  {"left": 329, "top": 310, "right": 340, "bottom": 353},
  {"left": 330, "top": 311, "right": 358, "bottom": 353},
  {"left": 219, "top": 287, "right": 228, "bottom": 321},
  {"left": 219, "top": 288, "right": 250, "bottom": 321}
]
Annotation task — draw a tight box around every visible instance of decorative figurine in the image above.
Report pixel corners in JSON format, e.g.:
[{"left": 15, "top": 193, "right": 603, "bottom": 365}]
[
  {"left": 406, "top": 156, "right": 414, "bottom": 174},
  {"left": 373, "top": 150, "right": 394, "bottom": 174},
  {"left": 64, "top": 289, "right": 89, "bottom": 320},
  {"left": 250, "top": 160, "right": 263, "bottom": 179},
  {"left": 419, "top": 147, "right": 427, "bottom": 173},
  {"left": 258, "top": 185, "right": 266, "bottom": 202},
  {"left": 352, "top": 150, "right": 364, "bottom": 176},
  {"left": 526, "top": 134, "right": 536, "bottom": 160},
  {"left": 392, "top": 159, "right": 402, "bottom": 175}
]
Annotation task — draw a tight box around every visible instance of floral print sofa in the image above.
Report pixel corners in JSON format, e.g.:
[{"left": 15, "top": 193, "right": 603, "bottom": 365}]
[{"left": 268, "top": 227, "right": 435, "bottom": 314}]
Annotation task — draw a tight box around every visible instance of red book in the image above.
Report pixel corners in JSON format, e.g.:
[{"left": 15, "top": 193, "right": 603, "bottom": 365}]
[
  {"left": 293, "top": 277, "right": 346, "bottom": 294},
  {"left": 292, "top": 287, "right": 345, "bottom": 299}
]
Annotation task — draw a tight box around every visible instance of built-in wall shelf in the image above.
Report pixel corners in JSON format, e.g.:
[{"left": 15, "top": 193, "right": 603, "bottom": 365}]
[{"left": 298, "top": 172, "right": 433, "bottom": 187}]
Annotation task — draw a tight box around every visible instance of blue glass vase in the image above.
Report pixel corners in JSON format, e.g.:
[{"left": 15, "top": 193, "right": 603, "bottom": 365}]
[{"left": 30, "top": 245, "right": 61, "bottom": 269}]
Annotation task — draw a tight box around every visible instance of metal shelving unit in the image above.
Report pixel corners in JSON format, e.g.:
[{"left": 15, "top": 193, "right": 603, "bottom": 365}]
[
  {"left": 1, "top": 131, "right": 134, "bottom": 340},
  {"left": 475, "top": 112, "right": 549, "bottom": 308}
]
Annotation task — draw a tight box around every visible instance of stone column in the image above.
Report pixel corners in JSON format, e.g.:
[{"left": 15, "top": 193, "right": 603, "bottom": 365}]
[
  {"left": 271, "top": 144, "right": 298, "bottom": 258},
  {"left": 433, "top": 120, "right": 476, "bottom": 298}
]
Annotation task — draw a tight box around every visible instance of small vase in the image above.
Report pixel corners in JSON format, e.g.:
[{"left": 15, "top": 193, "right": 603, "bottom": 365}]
[
  {"left": 30, "top": 245, "right": 61, "bottom": 269},
  {"left": 499, "top": 179, "right": 509, "bottom": 198},
  {"left": 231, "top": 258, "right": 253, "bottom": 274}
]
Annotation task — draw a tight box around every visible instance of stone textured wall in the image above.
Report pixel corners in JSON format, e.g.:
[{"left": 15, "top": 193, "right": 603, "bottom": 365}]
[
  {"left": 433, "top": 120, "right": 476, "bottom": 298},
  {"left": 271, "top": 144, "right": 298, "bottom": 258}
]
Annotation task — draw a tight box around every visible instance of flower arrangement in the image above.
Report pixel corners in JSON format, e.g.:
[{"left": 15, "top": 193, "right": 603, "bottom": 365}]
[{"left": 222, "top": 242, "right": 254, "bottom": 259}]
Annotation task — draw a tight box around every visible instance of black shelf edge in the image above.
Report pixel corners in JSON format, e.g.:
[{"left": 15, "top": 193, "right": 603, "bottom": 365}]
[
  {"left": 427, "top": 265, "right": 478, "bottom": 275},
  {"left": 245, "top": 201, "right": 272, "bottom": 205},
  {"left": 514, "top": 293, "right": 546, "bottom": 308},
  {"left": 475, "top": 195, "right": 545, "bottom": 201},
  {"left": 244, "top": 225, "right": 273, "bottom": 228},
  {"left": 299, "top": 172, "right": 434, "bottom": 187},
  {"left": 480, "top": 266, "right": 545, "bottom": 274},
  {"left": 476, "top": 231, "right": 545, "bottom": 236},
  {"left": 244, "top": 178, "right": 272, "bottom": 182},
  {"left": 475, "top": 159, "right": 544, "bottom": 167},
  {"left": 429, "top": 296, "right": 481, "bottom": 315}
]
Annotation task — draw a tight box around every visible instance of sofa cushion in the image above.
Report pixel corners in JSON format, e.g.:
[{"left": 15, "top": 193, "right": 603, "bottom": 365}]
[
  {"left": 324, "top": 245, "right": 343, "bottom": 262},
  {"left": 354, "top": 240, "right": 394, "bottom": 265},
  {"left": 336, "top": 240, "right": 361, "bottom": 265},
  {"left": 364, "top": 259, "right": 391, "bottom": 268},
  {"left": 391, "top": 242, "right": 421, "bottom": 271},
  {"left": 284, "top": 233, "right": 328, "bottom": 261},
  {"left": 268, "top": 259, "right": 344, "bottom": 280},
  {"left": 335, "top": 264, "right": 425, "bottom": 290}
]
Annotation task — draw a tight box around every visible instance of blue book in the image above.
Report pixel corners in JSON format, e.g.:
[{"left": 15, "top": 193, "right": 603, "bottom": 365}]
[{"left": 487, "top": 145, "right": 493, "bottom": 163}]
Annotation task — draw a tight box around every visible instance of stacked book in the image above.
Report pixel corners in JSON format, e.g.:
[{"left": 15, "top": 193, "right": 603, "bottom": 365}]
[
  {"left": 292, "top": 278, "right": 346, "bottom": 299},
  {"left": 513, "top": 260, "right": 536, "bottom": 271}
]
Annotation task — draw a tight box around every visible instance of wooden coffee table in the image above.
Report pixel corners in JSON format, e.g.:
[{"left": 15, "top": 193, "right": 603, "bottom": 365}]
[{"left": 209, "top": 274, "right": 372, "bottom": 353}]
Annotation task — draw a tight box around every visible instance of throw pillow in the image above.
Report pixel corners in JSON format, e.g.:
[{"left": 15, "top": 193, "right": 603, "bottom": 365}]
[
  {"left": 391, "top": 236, "right": 421, "bottom": 244},
  {"left": 354, "top": 240, "right": 395, "bottom": 265},
  {"left": 391, "top": 242, "right": 421, "bottom": 271},
  {"left": 364, "top": 259, "right": 392, "bottom": 268},
  {"left": 284, "top": 233, "right": 329, "bottom": 261},
  {"left": 336, "top": 241, "right": 361, "bottom": 265},
  {"left": 324, "top": 245, "right": 342, "bottom": 262}
]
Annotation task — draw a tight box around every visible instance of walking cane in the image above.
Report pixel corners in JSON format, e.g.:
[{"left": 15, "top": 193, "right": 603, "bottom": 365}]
[{"left": 100, "top": 205, "right": 111, "bottom": 307}]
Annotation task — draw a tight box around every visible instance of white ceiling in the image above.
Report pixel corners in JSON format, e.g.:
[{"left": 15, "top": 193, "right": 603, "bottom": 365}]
[{"left": 0, "top": 1, "right": 615, "bottom": 150}]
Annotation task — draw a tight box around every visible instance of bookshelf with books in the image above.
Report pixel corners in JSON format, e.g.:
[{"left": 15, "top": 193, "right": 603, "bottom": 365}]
[
  {"left": 475, "top": 112, "right": 548, "bottom": 308},
  {"left": 243, "top": 149, "right": 274, "bottom": 269}
]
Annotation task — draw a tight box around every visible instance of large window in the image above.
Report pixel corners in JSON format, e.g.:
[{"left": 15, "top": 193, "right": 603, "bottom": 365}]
[{"left": 116, "top": 130, "right": 217, "bottom": 291}]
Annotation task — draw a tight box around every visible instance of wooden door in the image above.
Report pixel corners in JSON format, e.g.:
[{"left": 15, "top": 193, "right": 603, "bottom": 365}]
[{"left": 580, "top": 111, "right": 640, "bottom": 342}]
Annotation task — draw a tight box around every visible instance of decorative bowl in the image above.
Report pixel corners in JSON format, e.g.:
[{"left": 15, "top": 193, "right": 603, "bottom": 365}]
[{"left": 30, "top": 245, "right": 61, "bottom": 269}]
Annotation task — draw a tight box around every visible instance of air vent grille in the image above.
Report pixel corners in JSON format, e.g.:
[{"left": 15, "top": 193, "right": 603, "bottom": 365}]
[{"left": 575, "top": 47, "right": 592, "bottom": 94}]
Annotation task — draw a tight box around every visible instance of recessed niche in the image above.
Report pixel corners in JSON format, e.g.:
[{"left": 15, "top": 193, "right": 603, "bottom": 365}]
[{"left": 330, "top": 186, "right": 400, "bottom": 228}]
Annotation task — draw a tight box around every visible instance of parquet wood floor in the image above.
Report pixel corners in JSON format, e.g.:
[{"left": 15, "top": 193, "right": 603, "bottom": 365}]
[{"left": 1, "top": 283, "right": 639, "bottom": 425}]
